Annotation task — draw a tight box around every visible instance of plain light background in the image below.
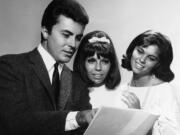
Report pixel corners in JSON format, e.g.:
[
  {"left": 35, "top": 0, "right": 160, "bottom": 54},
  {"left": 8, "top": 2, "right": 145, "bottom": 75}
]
[{"left": 1, "top": 0, "right": 180, "bottom": 87}]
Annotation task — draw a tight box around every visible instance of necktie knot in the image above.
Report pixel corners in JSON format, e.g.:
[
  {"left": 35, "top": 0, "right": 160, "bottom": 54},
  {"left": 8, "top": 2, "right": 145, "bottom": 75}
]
[{"left": 54, "top": 62, "right": 59, "bottom": 70}]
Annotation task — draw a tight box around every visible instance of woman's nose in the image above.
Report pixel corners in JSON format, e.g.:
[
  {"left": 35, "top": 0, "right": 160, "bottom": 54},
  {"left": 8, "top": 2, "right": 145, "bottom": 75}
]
[
  {"left": 139, "top": 55, "right": 146, "bottom": 63},
  {"left": 95, "top": 62, "right": 102, "bottom": 71}
]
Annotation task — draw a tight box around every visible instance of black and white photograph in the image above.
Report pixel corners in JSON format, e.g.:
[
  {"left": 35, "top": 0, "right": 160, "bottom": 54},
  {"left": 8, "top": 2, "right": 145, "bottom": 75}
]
[{"left": 0, "top": 0, "right": 180, "bottom": 135}]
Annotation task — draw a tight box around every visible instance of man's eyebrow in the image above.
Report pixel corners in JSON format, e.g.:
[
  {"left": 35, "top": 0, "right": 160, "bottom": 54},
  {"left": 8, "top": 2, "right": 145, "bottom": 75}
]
[
  {"left": 62, "top": 30, "right": 73, "bottom": 35},
  {"left": 62, "top": 30, "right": 83, "bottom": 37}
]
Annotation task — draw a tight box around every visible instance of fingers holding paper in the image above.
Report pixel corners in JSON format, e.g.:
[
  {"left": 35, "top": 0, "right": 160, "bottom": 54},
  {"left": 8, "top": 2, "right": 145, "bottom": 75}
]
[
  {"left": 121, "top": 91, "right": 141, "bottom": 109},
  {"left": 76, "top": 108, "right": 98, "bottom": 126}
]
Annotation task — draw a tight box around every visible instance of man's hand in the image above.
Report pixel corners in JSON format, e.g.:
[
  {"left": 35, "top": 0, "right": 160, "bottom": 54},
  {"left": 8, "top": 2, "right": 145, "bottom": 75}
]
[{"left": 76, "top": 109, "right": 98, "bottom": 127}]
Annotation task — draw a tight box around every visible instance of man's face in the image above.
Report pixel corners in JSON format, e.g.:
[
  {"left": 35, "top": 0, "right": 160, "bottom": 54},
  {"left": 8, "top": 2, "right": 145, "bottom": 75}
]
[{"left": 42, "top": 15, "right": 85, "bottom": 63}]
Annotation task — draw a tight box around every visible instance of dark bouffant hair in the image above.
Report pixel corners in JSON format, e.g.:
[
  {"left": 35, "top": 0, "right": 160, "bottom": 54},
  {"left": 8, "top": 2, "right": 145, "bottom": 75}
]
[{"left": 122, "top": 30, "right": 174, "bottom": 82}]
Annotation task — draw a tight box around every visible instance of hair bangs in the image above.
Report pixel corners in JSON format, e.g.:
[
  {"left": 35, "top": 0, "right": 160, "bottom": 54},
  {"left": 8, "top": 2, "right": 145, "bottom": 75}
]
[{"left": 84, "top": 42, "right": 112, "bottom": 58}]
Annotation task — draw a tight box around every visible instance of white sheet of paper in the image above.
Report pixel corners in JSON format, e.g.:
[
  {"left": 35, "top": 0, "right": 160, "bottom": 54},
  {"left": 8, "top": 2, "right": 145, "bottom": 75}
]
[{"left": 84, "top": 106, "right": 159, "bottom": 135}]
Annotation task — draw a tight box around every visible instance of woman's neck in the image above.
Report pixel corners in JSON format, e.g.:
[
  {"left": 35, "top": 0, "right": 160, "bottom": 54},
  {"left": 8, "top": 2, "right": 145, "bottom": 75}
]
[{"left": 131, "top": 74, "right": 163, "bottom": 87}]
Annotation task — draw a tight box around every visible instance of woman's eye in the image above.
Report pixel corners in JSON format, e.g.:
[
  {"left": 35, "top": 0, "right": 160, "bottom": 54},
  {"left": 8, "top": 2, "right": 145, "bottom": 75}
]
[
  {"left": 148, "top": 56, "right": 158, "bottom": 62},
  {"left": 137, "top": 48, "right": 144, "bottom": 54},
  {"left": 87, "top": 58, "right": 96, "bottom": 63},
  {"left": 102, "top": 59, "right": 110, "bottom": 64}
]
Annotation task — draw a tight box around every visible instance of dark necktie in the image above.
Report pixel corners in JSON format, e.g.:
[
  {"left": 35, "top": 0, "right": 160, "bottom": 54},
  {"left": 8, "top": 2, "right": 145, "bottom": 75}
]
[{"left": 52, "top": 62, "right": 60, "bottom": 106}]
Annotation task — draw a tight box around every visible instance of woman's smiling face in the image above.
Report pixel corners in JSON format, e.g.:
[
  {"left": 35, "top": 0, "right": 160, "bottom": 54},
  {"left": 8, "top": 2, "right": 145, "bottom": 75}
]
[{"left": 130, "top": 45, "right": 160, "bottom": 77}]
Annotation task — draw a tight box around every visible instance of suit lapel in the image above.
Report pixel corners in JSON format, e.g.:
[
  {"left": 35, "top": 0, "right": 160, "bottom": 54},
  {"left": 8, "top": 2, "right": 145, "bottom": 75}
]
[
  {"left": 58, "top": 65, "right": 72, "bottom": 110},
  {"left": 28, "top": 49, "right": 56, "bottom": 108}
]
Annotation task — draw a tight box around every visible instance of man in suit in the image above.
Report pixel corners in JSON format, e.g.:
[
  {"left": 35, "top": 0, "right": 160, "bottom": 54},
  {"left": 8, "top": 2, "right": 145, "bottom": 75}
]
[{"left": 0, "top": 0, "right": 97, "bottom": 135}]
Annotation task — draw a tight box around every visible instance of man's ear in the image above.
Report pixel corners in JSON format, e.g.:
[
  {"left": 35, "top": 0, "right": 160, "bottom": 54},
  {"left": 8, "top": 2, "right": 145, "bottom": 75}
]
[{"left": 41, "top": 27, "right": 49, "bottom": 39}]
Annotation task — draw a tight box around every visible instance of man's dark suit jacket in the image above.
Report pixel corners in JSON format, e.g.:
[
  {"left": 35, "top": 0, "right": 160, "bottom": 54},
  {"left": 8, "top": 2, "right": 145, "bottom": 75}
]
[{"left": 0, "top": 48, "right": 91, "bottom": 135}]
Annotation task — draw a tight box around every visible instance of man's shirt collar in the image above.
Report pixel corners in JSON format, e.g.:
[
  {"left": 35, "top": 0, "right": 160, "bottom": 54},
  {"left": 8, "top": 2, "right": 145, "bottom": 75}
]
[{"left": 37, "top": 44, "right": 63, "bottom": 72}]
